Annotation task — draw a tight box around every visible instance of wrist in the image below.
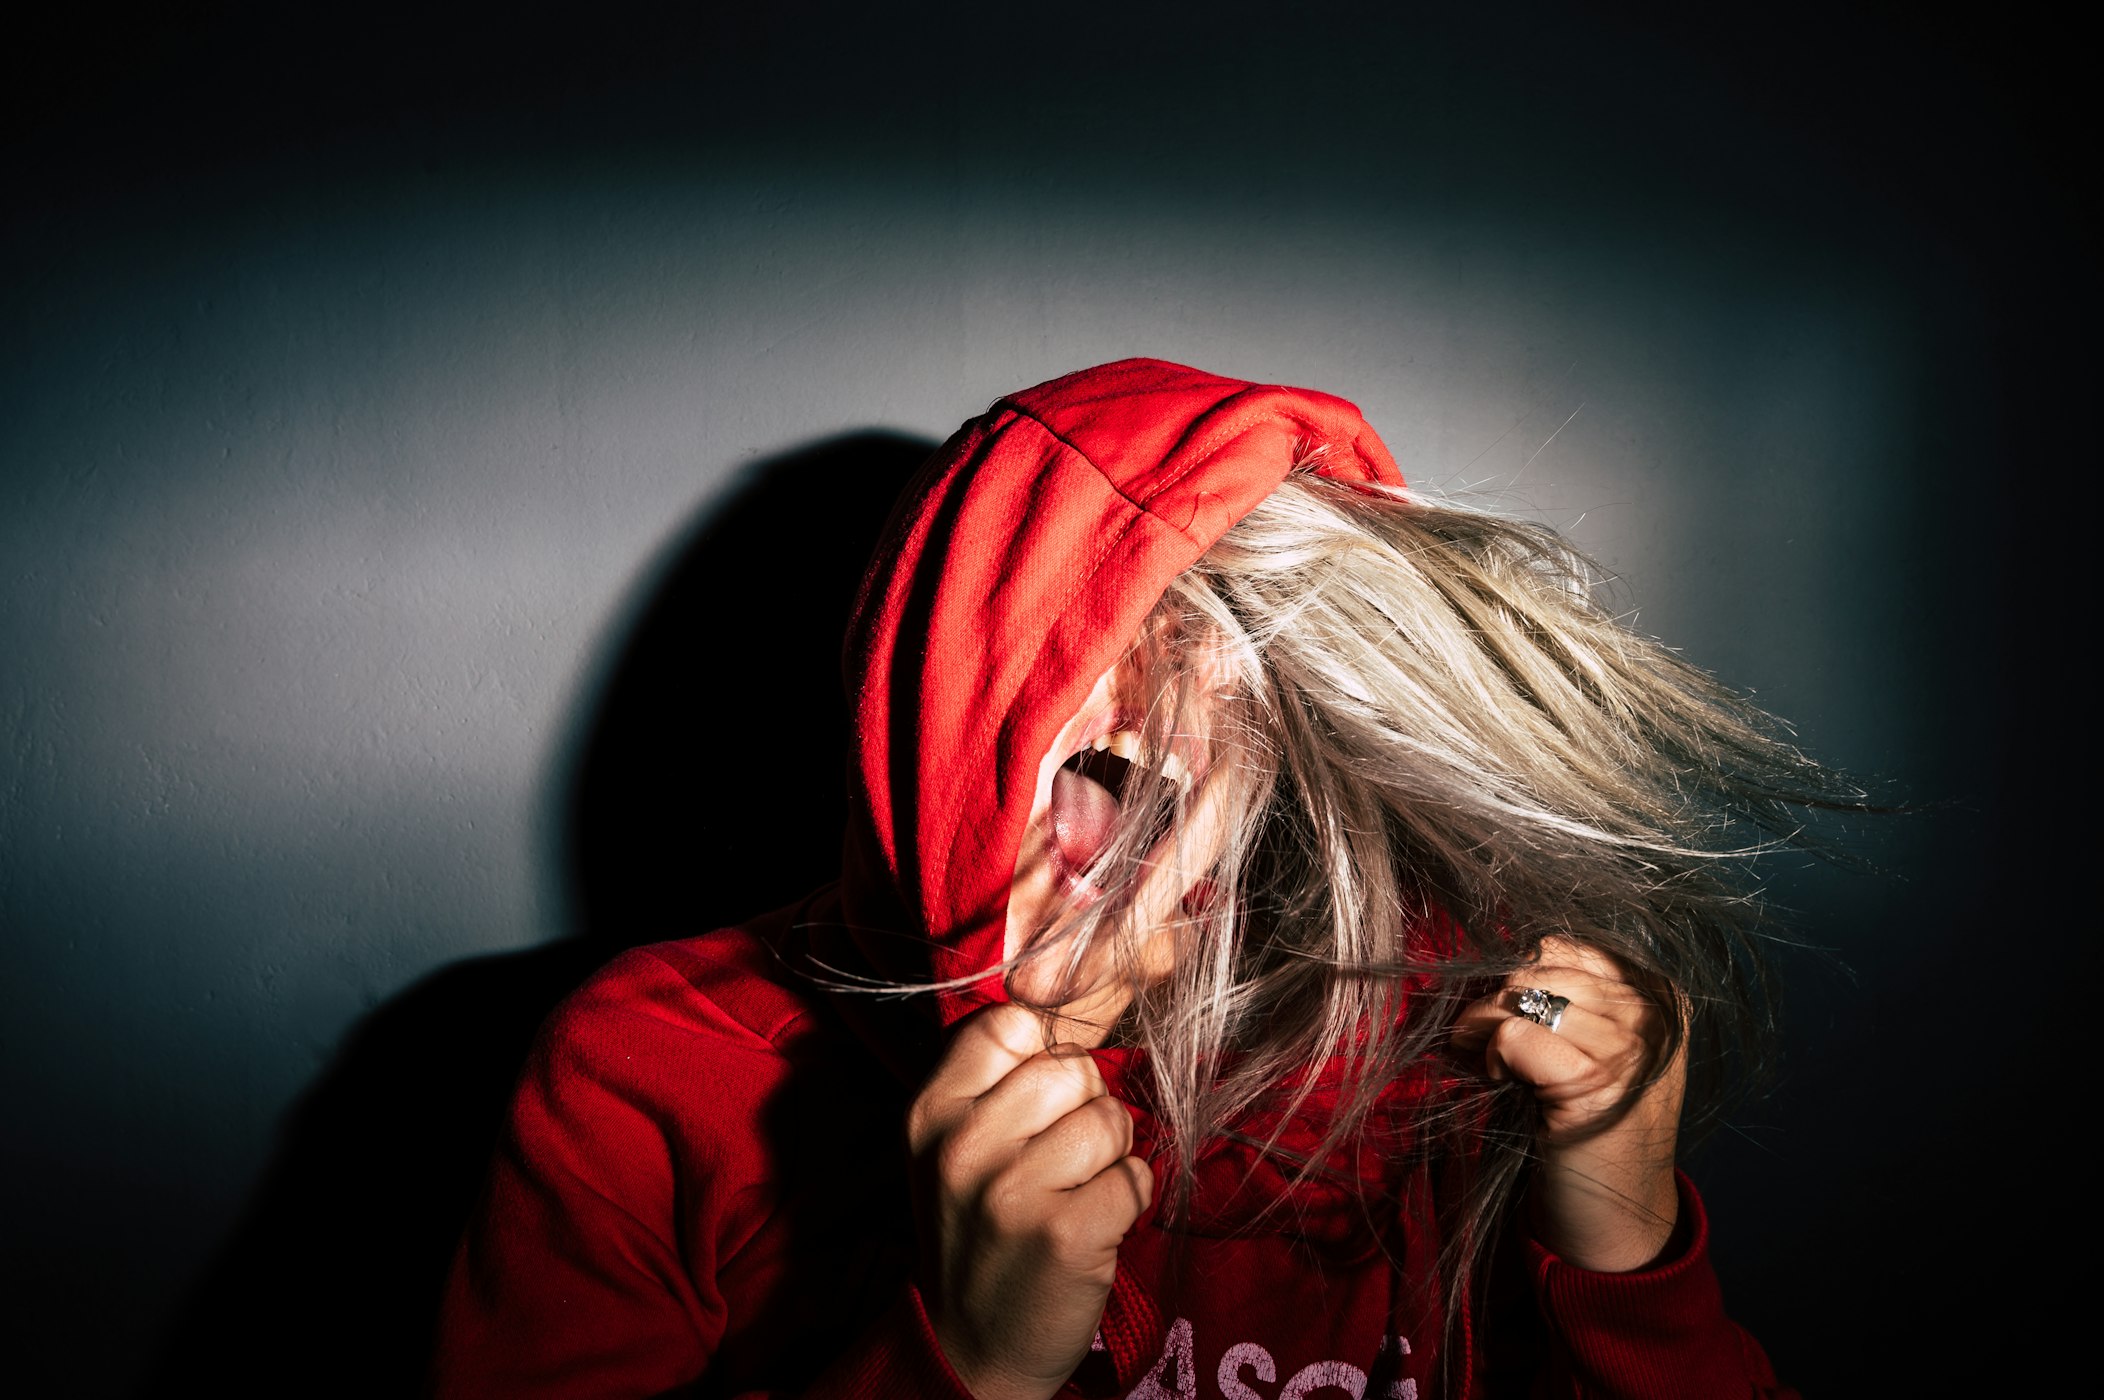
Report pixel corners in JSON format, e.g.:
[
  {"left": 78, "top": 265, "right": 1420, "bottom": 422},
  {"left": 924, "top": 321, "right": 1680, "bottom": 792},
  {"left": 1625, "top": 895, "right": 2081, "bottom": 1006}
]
[
  {"left": 1528, "top": 1154, "right": 1679, "bottom": 1273},
  {"left": 931, "top": 1316, "right": 1064, "bottom": 1400}
]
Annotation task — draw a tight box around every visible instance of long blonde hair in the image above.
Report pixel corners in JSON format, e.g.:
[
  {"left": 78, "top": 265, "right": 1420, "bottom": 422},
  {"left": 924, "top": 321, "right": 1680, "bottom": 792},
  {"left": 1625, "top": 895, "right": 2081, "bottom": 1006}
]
[{"left": 1006, "top": 461, "right": 1868, "bottom": 1301}]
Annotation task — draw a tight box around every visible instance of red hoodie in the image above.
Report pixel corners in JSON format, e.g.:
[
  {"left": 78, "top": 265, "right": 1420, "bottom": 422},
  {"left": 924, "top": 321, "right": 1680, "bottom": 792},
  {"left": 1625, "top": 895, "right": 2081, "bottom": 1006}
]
[{"left": 432, "top": 360, "right": 1796, "bottom": 1399}]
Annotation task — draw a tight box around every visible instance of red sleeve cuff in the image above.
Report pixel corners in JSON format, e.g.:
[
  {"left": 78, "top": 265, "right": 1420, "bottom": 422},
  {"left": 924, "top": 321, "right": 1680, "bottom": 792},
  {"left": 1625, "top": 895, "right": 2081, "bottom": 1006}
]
[{"left": 1522, "top": 1171, "right": 1789, "bottom": 1399}]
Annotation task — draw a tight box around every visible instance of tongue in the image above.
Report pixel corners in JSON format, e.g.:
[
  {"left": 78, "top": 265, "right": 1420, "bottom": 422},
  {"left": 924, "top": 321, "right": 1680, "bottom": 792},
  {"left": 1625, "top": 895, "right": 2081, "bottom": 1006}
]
[{"left": 1050, "top": 766, "right": 1121, "bottom": 874}]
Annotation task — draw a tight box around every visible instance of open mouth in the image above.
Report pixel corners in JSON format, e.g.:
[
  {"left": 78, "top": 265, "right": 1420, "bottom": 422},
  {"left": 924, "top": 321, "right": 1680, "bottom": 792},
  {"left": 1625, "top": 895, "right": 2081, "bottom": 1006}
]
[{"left": 1048, "top": 730, "right": 1191, "bottom": 892}]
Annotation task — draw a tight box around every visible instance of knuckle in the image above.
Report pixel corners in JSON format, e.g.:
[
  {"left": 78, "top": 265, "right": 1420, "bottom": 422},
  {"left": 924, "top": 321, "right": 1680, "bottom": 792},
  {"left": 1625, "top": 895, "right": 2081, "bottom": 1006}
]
[
  {"left": 934, "top": 1131, "right": 979, "bottom": 1187},
  {"left": 1091, "top": 1096, "right": 1136, "bottom": 1152},
  {"left": 1039, "top": 1043, "right": 1104, "bottom": 1090},
  {"left": 997, "top": 1064, "right": 1061, "bottom": 1123},
  {"left": 983, "top": 1171, "right": 1028, "bottom": 1230},
  {"left": 1042, "top": 1207, "right": 1098, "bottom": 1264},
  {"left": 1054, "top": 1044, "right": 1108, "bottom": 1093},
  {"left": 1021, "top": 1052, "right": 1096, "bottom": 1112},
  {"left": 1056, "top": 1101, "right": 1124, "bottom": 1169},
  {"left": 904, "top": 1094, "right": 940, "bottom": 1149},
  {"left": 1125, "top": 1157, "right": 1155, "bottom": 1210},
  {"left": 1100, "top": 1154, "right": 1151, "bottom": 1215},
  {"left": 1490, "top": 1016, "right": 1534, "bottom": 1056}
]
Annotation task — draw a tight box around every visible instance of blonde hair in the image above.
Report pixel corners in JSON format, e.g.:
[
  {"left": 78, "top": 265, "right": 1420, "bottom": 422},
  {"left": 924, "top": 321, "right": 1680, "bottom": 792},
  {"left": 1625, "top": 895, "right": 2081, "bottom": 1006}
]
[{"left": 1007, "top": 463, "right": 1868, "bottom": 1305}]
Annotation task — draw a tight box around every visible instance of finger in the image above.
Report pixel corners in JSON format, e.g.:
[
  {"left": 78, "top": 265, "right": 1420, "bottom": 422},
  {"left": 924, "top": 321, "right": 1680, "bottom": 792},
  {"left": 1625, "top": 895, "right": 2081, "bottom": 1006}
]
[
  {"left": 1516, "top": 974, "right": 1653, "bottom": 1033},
  {"left": 965, "top": 1045, "right": 1111, "bottom": 1145},
  {"left": 1449, "top": 941, "right": 1648, "bottom": 1040},
  {"left": 1011, "top": 1093, "right": 1135, "bottom": 1191},
  {"left": 1525, "top": 939, "right": 1657, "bottom": 1021},
  {"left": 1508, "top": 990, "right": 1655, "bottom": 1059},
  {"left": 1514, "top": 963, "right": 1635, "bottom": 1009},
  {"left": 937, "top": 1003, "right": 1049, "bottom": 1093},
  {"left": 1484, "top": 1011, "right": 1595, "bottom": 1088},
  {"left": 1485, "top": 1013, "right": 1666, "bottom": 1113},
  {"left": 1065, "top": 1154, "right": 1155, "bottom": 1237},
  {"left": 1468, "top": 983, "right": 1658, "bottom": 1073},
  {"left": 1451, "top": 994, "right": 1504, "bottom": 1048},
  {"left": 1455, "top": 984, "right": 1642, "bottom": 1048},
  {"left": 1490, "top": 944, "right": 1664, "bottom": 1048},
  {"left": 909, "top": 1003, "right": 1051, "bottom": 1150},
  {"left": 988, "top": 1153, "right": 1152, "bottom": 1284}
]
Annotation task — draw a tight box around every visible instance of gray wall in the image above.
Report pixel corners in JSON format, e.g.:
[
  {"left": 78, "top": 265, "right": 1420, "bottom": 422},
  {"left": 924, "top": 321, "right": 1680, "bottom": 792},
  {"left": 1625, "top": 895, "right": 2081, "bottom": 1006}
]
[{"left": 3, "top": 5, "right": 2074, "bottom": 1393}]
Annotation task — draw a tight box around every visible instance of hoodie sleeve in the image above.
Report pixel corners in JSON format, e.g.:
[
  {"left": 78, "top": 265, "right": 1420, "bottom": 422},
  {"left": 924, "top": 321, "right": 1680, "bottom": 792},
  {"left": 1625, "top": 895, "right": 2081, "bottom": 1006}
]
[
  {"left": 1514, "top": 1172, "right": 1799, "bottom": 1400},
  {"left": 429, "top": 944, "right": 978, "bottom": 1400}
]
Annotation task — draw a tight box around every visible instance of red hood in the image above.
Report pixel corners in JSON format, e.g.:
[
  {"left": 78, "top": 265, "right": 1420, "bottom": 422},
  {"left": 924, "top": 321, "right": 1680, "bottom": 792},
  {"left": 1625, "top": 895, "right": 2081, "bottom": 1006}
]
[
  {"left": 822, "top": 363, "right": 1432, "bottom": 1378},
  {"left": 837, "top": 358, "right": 1404, "bottom": 1029}
]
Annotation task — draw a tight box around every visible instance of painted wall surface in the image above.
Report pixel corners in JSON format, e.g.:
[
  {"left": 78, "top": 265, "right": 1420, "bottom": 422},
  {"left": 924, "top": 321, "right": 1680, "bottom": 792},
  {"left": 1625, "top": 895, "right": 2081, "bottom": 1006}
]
[{"left": 3, "top": 5, "right": 2077, "bottom": 1394}]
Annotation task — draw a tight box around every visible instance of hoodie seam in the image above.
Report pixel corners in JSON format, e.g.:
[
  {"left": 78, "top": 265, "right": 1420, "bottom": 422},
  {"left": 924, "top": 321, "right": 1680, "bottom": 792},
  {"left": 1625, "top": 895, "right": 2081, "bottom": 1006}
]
[
  {"left": 992, "top": 399, "right": 1156, "bottom": 518},
  {"left": 1001, "top": 393, "right": 1376, "bottom": 545},
  {"left": 1151, "top": 401, "right": 1356, "bottom": 519}
]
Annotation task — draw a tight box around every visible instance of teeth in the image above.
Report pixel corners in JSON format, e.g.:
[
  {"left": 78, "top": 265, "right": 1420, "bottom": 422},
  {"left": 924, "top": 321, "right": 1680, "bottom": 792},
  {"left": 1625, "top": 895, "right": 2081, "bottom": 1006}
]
[
  {"left": 1087, "top": 730, "right": 1194, "bottom": 788},
  {"left": 1092, "top": 730, "right": 1143, "bottom": 761}
]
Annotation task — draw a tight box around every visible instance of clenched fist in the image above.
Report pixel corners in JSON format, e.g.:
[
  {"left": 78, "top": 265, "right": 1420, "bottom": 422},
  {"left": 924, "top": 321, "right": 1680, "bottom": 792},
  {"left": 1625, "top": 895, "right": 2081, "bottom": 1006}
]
[
  {"left": 907, "top": 1003, "right": 1154, "bottom": 1400},
  {"left": 1454, "top": 936, "right": 1687, "bottom": 1272}
]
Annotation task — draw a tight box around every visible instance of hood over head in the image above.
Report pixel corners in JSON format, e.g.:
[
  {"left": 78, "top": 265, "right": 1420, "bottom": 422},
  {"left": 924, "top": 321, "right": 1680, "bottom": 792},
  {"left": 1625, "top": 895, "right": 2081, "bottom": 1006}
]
[{"left": 836, "top": 358, "right": 1404, "bottom": 1031}]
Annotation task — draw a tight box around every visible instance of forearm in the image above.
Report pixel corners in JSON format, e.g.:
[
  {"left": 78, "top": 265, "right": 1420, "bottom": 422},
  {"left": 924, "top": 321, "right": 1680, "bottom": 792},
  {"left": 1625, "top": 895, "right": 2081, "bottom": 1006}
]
[
  {"left": 1521, "top": 1172, "right": 1800, "bottom": 1400},
  {"left": 1527, "top": 1117, "right": 1681, "bottom": 1273}
]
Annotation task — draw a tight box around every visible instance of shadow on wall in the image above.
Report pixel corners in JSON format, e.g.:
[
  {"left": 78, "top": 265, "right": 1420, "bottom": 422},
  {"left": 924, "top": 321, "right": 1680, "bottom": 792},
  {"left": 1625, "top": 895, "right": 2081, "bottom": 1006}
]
[{"left": 145, "top": 431, "right": 938, "bottom": 1397}]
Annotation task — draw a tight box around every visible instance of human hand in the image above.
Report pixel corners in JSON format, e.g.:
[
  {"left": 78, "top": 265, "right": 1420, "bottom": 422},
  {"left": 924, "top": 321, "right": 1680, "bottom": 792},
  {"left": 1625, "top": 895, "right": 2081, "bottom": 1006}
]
[
  {"left": 1453, "top": 936, "right": 1685, "bottom": 1273},
  {"left": 907, "top": 1003, "right": 1154, "bottom": 1400}
]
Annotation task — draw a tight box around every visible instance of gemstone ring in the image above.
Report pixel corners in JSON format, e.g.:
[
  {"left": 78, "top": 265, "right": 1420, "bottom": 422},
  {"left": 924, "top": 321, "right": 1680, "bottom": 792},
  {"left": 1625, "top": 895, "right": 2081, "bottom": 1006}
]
[{"left": 1515, "top": 987, "right": 1571, "bottom": 1033}]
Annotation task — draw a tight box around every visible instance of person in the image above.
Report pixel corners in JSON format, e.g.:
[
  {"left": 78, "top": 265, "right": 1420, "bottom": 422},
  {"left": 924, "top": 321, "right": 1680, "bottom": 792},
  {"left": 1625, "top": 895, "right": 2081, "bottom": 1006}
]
[{"left": 433, "top": 358, "right": 1852, "bottom": 1398}]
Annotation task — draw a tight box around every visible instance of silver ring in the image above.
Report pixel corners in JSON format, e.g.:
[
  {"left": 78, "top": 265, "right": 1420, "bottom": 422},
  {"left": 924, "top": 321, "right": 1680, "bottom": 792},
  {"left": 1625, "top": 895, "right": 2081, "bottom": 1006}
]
[{"left": 1515, "top": 987, "right": 1570, "bottom": 1032}]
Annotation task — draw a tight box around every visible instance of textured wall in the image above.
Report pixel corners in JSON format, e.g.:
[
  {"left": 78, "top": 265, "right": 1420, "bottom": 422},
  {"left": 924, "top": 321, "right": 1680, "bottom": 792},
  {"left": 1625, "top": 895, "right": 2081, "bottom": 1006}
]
[{"left": 2, "top": 5, "right": 2076, "bottom": 1394}]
